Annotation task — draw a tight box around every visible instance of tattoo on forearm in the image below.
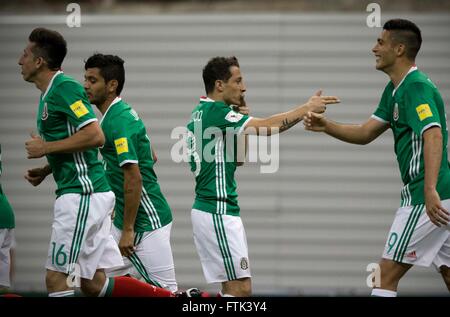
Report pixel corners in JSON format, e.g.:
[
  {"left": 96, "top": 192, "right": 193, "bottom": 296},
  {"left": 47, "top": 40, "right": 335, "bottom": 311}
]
[{"left": 280, "top": 117, "right": 301, "bottom": 132}]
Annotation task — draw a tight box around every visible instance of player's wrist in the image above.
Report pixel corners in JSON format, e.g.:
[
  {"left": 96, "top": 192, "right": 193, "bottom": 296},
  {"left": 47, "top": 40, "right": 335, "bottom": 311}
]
[
  {"left": 43, "top": 164, "right": 52, "bottom": 175},
  {"left": 42, "top": 141, "right": 52, "bottom": 155}
]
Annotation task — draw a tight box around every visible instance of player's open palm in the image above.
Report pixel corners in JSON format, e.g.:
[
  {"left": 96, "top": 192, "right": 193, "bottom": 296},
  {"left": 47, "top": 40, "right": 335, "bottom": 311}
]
[{"left": 25, "top": 167, "right": 48, "bottom": 186}]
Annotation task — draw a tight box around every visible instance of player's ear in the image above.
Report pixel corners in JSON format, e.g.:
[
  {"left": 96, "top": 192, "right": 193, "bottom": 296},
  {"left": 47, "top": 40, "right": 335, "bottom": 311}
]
[
  {"left": 107, "top": 79, "right": 119, "bottom": 94},
  {"left": 395, "top": 43, "right": 406, "bottom": 57},
  {"left": 215, "top": 80, "right": 224, "bottom": 93},
  {"left": 35, "top": 56, "right": 45, "bottom": 69}
]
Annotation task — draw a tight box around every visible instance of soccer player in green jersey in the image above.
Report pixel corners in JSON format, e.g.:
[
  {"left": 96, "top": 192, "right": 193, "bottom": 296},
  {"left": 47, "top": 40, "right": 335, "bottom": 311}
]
[
  {"left": 20, "top": 28, "right": 185, "bottom": 297},
  {"left": 187, "top": 56, "right": 339, "bottom": 296},
  {"left": 304, "top": 19, "right": 450, "bottom": 296},
  {"left": 0, "top": 145, "right": 15, "bottom": 292},
  {"left": 83, "top": 53, "right": 177, "bottom": 291}
]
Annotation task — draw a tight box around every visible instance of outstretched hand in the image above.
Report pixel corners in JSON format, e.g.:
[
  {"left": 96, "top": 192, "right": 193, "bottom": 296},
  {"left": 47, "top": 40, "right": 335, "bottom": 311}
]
[
  {"left": 307, "top": 90, "right": 340, "bottom": 114},
  {"left": 303, "top": 111, "right": 327, "bottom": 132}
]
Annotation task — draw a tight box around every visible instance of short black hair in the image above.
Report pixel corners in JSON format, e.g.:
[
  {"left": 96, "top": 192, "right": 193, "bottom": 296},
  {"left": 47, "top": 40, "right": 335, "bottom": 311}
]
[
  {"left": 383, "top": 19, "right": 422, "bottom": 60},
  {"left": 84, "top": 53, "right": 125, "bottom": 95},
  {"left": 28, "top": 27, "right": 67, "bottom": 70},
  {"left": 202, "top": 56, "right": 240, "bottom": 94}
]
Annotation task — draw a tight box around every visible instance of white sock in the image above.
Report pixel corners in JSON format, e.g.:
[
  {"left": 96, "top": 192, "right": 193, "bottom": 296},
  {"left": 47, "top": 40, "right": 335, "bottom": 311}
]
[
  {"left": 49, "top": 290, "right": 75, "bottom": 297},
  {"left": 98, "top": 278, "right": 110, "bottom": 297},
  {"left": 371, "top": 288, "right": 397, "bottom": 297}
]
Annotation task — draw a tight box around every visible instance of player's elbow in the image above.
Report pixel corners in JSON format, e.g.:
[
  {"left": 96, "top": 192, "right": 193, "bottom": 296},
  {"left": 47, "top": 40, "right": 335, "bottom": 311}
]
[
  {"left": 92, "top": 132, "right": 105, "bottom": 148},
  {"left": 81, "top": 122, "right": 105, "bottom": 148},
  {"left": 358, "top": 138, "right": 372, "bottom": 145},
  {"left": 358, "top": 128, "right": 377, "bottom": 145}
]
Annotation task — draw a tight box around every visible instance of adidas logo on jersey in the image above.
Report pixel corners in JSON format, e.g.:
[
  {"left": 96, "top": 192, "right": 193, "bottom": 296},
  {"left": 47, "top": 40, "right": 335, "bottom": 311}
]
[{"left": 405, "top": 250, "right": 417, "bottom": 260}]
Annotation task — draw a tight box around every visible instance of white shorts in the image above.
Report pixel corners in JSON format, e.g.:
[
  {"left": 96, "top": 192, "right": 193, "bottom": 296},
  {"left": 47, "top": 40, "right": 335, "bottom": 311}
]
[
  {"left": 0, "top": 228, "right": 14, "bottom": 288},
  {"left": 45, "top": 192, "right": 124, "bottom": 280},
  {"left": 191, "top": 209, "right": 251, "bottom": 284},
  {"left": 382, "top": 199, "right": 450, "bottom": 270},
  {"left": 106, "top": 223, "right": 177, "bottom": 292}
]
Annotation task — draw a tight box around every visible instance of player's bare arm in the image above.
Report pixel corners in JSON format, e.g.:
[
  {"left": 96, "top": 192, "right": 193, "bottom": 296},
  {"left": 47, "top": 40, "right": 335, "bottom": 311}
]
[
  {"left": 25, "top": 121, "right": 105, "bottom": 158},
  {"left": 151, "top": 147, "right": 158, "bottom": 163},
  {"left": 24, "top": 164, "right": 52, "bottom": 186},
  {"left": 120, "top": 163, "right": 142, "bottom": 257},
  {"left": 235, "top": 96, "right": 249, "bottom": 167},
  {"left": 304, "top": 114, "right": 389, "bottom": 145},
  {"left": 423, "top": 127, "right": 450, "bottom": 227},
  {"left": 244, "top": 91, "right": 340, "bottom": 136}
]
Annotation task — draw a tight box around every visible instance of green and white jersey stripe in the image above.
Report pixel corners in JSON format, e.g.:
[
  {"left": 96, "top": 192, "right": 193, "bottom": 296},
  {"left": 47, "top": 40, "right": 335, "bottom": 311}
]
[
  {"left": 215, "top": 138, "right": 227, "bottom": 214},
  {"left": 141, "top": 187, "right": 163, "bottom": 229},
  {"left": 213, "top": 214, "right": 236, "bottom": 280},
  {"left": 372, "top": 67, "right": 450, "bottom": 207},
  {"left": 393, "top": 204, "right": 424, "bottom": 262},
  {"left": 100, "top": 98, "right": 172, "bottom": 233},
  {"left": 67, "top": 122, "right": 94, "bottom": 194},
  {"left": 128, "top": 253, "right": 163, "bottom": 287},
  {"left": 187, "top": 97, "right": 252, "bottom": 216},
  {"left": 67, "top": 194, "right": 90, "bottom": 273},
  {"left": 37, "top": 71, "right": 110, "bottom": 197}
]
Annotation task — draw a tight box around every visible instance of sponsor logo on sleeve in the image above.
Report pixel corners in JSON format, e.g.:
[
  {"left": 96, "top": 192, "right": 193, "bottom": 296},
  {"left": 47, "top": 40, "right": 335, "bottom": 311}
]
[
  {"left": 114, "top": 137, "right": 129, "bottom": 155},
  {"left": 225, "top": 110, "right": 244, "bottom": 123},
  {"left": 416, "top": 104, "right": 433, "bottom": 121},
  {"left": 69, "top": 100, "right": 89, "bottom": 118}
]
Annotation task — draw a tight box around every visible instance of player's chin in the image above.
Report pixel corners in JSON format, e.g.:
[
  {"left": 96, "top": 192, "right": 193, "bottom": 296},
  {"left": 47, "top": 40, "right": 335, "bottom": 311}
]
[
  {"left": 375, "top": 62, "right": 384, "bottom": 70},
  {"left": 235, "top": 98, "right": 244, "bottom": 107}
]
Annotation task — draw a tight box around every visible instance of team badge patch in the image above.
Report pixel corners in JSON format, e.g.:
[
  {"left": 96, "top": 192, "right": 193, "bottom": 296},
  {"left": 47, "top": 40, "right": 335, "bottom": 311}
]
[
  {"left": 225, "top": 110, "right": 244, "bottom": 123},
  {"left": 393, "top": 103, "right": 399, "bottom": 121},
  {"left": 42, "top": 102, "right": 49, "bottom": 121},
  {"left": 70, "top": 100, "right": 89, "bottom": 118},
  {"left": 114, "top": 137, "right": 129, "bottom": 155},
  {"left": 416, "top": 104, "right": 433, "bottom": 121},
  {"left": 240, "top": 257, "right": 249, "bottom": 270}
]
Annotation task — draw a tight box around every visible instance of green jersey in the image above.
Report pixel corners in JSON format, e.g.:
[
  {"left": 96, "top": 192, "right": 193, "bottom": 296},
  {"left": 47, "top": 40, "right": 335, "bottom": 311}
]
[
  {"left": 100, "top": 98, "right": 172, "bottom": 232},
  {"left": 372, "top": 67, "right": 450, "bottom": 207},
  {"left": 0, "top": 145, "right": 15, "bottom": 229},
  {"left": 37, "top": 71, "right": 110, "bottom": 197},
  {"left": 187, "top": 97, "right": 252, "bottom": 216}
]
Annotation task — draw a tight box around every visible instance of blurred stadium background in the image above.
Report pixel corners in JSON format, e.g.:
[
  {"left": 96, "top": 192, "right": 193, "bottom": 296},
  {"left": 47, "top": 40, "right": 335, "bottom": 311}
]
[{"left": 0, "top": 0, "right": 449, "bottom": 296}]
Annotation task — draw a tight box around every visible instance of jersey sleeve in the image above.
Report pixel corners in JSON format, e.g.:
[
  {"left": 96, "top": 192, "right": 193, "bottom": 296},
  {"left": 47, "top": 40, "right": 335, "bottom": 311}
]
[
  {"left": 404, "top": 82, "right": 441, "bottom": 136},
  {"left": 52, "top": 81, "right": 98, "bottom": 131},
  {"left": 110, "top": 116, "right": 139, "bottom": 167},
  {"left": 209, "top": 105, "right": 252, "bottom": 135},
  {"left": 371, "top": 85, "right": 391, "bottom": 124}
]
